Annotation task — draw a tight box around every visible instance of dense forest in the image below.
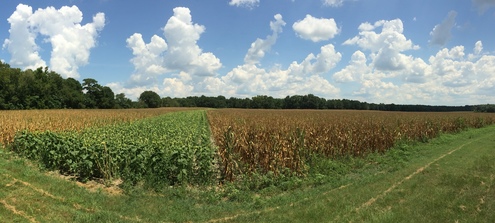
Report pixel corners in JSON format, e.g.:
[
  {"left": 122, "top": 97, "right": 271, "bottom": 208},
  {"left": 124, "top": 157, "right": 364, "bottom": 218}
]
[{"left": 0, "top": 61, "right": 492, "bottom": 112}]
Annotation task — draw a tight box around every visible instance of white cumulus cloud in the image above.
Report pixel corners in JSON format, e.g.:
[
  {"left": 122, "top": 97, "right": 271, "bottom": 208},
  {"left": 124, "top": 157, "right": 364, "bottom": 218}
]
[
  {"left": 292, "top": 15, "right": 340, "bottom": 42},
  {"left": 2, "top": 4, "right": 46, "bottom": 70},
  {"left": 334, "top": 19, "right": 495, "bottom": 105},
  {"left": 222, "top": 15, "right": 341, "bottom": 98},
  {"left": 429, "top": 10, "right": 457, "bottom": 46},
  {"left": 126, "top": 34, "right": 168, "bottom": 85},
  {"left": 193, "top": 14, "right": 342, "bottom": 99},
  {"left": 244, "top": 14, "right": 286, "bottom": 65},
  {"left": 333, "top": 50, "right": 368, "bottom": 82},
  {"left": 288, "top": 44, "right": 342, "bottom": 76},
  {"left": 162, "top": 77, "right": 194, "bottom": 97},
  {"left": 344, "top": 19, "right": 419, "bottom": 71},
  {"left": 334, "top": 39, "right": 495, "bottom": 104},
  {"left": 474, "top": 40, "right": 483, "bottom": 55},
  {"left": 468, "top": 40, "right": 484, "bottom": 61},
  {"left": 126, "top": 7, "right": 222, "bottom": 86},
  {"left": 2, "top": 4, "right": 105, "bottom": 78}
]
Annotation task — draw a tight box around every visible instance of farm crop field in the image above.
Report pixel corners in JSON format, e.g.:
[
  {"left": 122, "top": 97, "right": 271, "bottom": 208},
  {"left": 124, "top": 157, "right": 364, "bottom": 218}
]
[
  {"left": 8, "top": 109, "right": 214, "bottom": 187},
  {"left": 1, "top": 108, "right": 495, "bottom": 222},
  {"left": 1, "top": 108, "right": 495, "bottom": 189},
  {"left": 208, "top": 109, "right": 495, "bottom": 182},
  {"left": 0, "top": 108, "right": 199, "bottom": 146}
]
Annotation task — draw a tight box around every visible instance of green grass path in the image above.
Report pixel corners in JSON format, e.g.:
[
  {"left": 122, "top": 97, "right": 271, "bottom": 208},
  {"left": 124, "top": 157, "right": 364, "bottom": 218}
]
[{"left": 1, "top": 125, "right": 494, "bottom": 222}]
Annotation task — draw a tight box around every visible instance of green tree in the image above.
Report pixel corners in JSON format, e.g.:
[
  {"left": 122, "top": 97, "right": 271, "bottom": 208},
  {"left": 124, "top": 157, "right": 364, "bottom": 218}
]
[
  {"left": 61, "top": 78, "right": 85, "bottom": 108},
  {"left": 0, "top": 63, "right": 21, "bottom": 109},
  {"left": 99, "top": 86, "right": 115, "bottom": 109},
  {"left": 115, "top": 93, "right": 133, "bottom": 109},
  {"left": 139, "top": 90, "right": 161, "bottom": 108},
  {"left": 251, "top": 95, "right": 276, "bottom": 109},
  {"left": 82, "top": 78, "right": 115, "bottom": 109},
  {"left": 82, "top": 78, "right": 99, "bottom": 108},
  {"left": 162, "top": 97, "right": 180, "bottom": 107}
]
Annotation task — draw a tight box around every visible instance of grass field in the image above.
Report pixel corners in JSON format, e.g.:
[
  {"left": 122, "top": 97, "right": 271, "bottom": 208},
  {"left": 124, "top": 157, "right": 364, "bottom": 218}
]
[{"left": 0, "top": 109, "right": 494, "bottom": 222}]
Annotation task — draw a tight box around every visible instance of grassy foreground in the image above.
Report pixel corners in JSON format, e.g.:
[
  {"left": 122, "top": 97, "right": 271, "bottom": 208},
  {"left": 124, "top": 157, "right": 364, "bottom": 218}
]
[{"left": 1, "top": 125, "right": 494, "bottom": 222}]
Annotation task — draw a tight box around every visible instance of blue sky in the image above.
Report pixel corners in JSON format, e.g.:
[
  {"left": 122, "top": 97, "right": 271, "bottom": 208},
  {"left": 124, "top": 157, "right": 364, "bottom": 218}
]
[{"left": 1, "top": 0, "right": 495, "bottom": 105}]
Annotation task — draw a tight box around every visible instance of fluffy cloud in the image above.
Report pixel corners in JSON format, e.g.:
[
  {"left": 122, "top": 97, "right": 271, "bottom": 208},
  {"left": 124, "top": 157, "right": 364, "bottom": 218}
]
[
  {"left": 2, "top": 4, "right": 105, "bottom": 78},
  {"left": 475, "top": 55, "right": 495, "bottom": 94},
  {"left": 472, "top": 0, "right": 495, "bottom": 13},
  {"left": 163, "top": 7, "right": 221, "bottom": 76},
  {"left": 429, "top": 11, "right": 457, "bottom": 46},
  {"left": 401, "top": 57, "right": 431, "bottom": 83},
  {"left": 162, "top": 77, "right": 194, "bottom": 98},
  {"left": 344, "top": 19, "right": 418, "bottom": 52},
  {"left": 117, "top": 13, "right": 495, "bottom": 105},
  {"left": 222, "top": 65, "right": 340, "bottom": 98},
  {"left": 126, "top": 7, "right": 222, "bottom": 86},
  {"left": 117, "top": 13, "right": 341, "bottom": 100},
  {"left": 223, "top": 15, "right": 341, "bottom": 98},
  {"left": 353, "top": 79, "right": 399, "bottom": 99},
  {"left": 126, "top": 34, "right": 168, "bottom": 85},
  {"left": 336, "top": 26, "right": 495, "bottom": 104},
  {"left": 334, "top": 18, "right": 495, "bottom": 105},
  {"left": 333, "top": 50, "right": 368, "bottom": 82},
  {"left": 344, "top": 19, "right": 419, "bottom": 71},
  {"left": 292, "top": 15, "right": 340, "bottom": 42},
  {"left": 229, "top": 0, "right": 260, "bottom": 8},
  {"left": 288, "top": 44, "right": 342, "bottom": 76},
  {"left": 244, "top": 14, "right": 286, "bottom": 65},
  {"left": 2, "top": 4, "right": 46, "bottom": 70},
  {"left": 474, "top": 40, "right": 483, "bottom": 55}
]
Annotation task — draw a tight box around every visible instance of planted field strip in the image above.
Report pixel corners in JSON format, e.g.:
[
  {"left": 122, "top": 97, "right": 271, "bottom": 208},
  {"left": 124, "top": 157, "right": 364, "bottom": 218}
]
[
  {"left": 0, "top": 108, "right": 198, "bottom": 146},
  {"left": 207, "top": 109, "right": 495, "bottom": 181},
  {"left": 11, "top": 110, "right": 215, "bottom": 187}
]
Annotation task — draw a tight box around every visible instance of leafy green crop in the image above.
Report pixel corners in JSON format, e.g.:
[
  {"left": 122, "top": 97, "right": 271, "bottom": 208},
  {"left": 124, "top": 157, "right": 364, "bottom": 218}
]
[{"left": 11, "top": 110, "right": 216, "bottom": 188}]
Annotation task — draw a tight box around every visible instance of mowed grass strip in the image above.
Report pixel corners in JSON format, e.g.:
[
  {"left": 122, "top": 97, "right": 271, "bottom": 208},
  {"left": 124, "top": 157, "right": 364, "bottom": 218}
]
[
  {"left": 355, "top": 130, "right": 495, "bottom": 222},
  {"left": 0, "top": 154, "right": 145, "bottom": 222}
]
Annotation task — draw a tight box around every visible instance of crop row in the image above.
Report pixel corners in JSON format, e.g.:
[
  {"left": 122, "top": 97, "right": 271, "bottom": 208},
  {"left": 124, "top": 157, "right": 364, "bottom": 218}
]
[
  {"left": 11, "top": 110, "right": 215, "bottom": 187},
  {"left": 207, "top": 109, "right": 495, "bottom": 181},
  {"left": 6, "top": 108, "right": 495, "bottom": 187},
  {"left": 0, "top": 108, "right": 199, "bottom": 146}
]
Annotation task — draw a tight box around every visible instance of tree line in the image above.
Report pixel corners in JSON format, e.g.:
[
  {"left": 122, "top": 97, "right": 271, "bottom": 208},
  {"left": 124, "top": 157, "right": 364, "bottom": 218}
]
[
  {"left": 0, "top": 62, "right": 489, "bottom": 111},
  {"left": 160, "top": 95, "right": 476, "bottom": 112},
  {"left": 0, "top": 62, "right": 127, "bottom": 109},
  {"left": 474, "top": 104, "right": 495, "bottom": 113}
]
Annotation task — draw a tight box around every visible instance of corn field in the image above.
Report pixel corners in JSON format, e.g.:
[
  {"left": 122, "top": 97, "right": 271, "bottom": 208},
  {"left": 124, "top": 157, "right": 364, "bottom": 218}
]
[
  {"left": 0, "top": 108, "right": 198, "bottom": 146},
  {"left": 207, "top": 109, "right": 495, "bottom": 181},
  {"left": 10, "top": 110, "right": 214, "bottom": 186},
  {"left": 3, "top": 108, "right": 495, "bottom": 186}
]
